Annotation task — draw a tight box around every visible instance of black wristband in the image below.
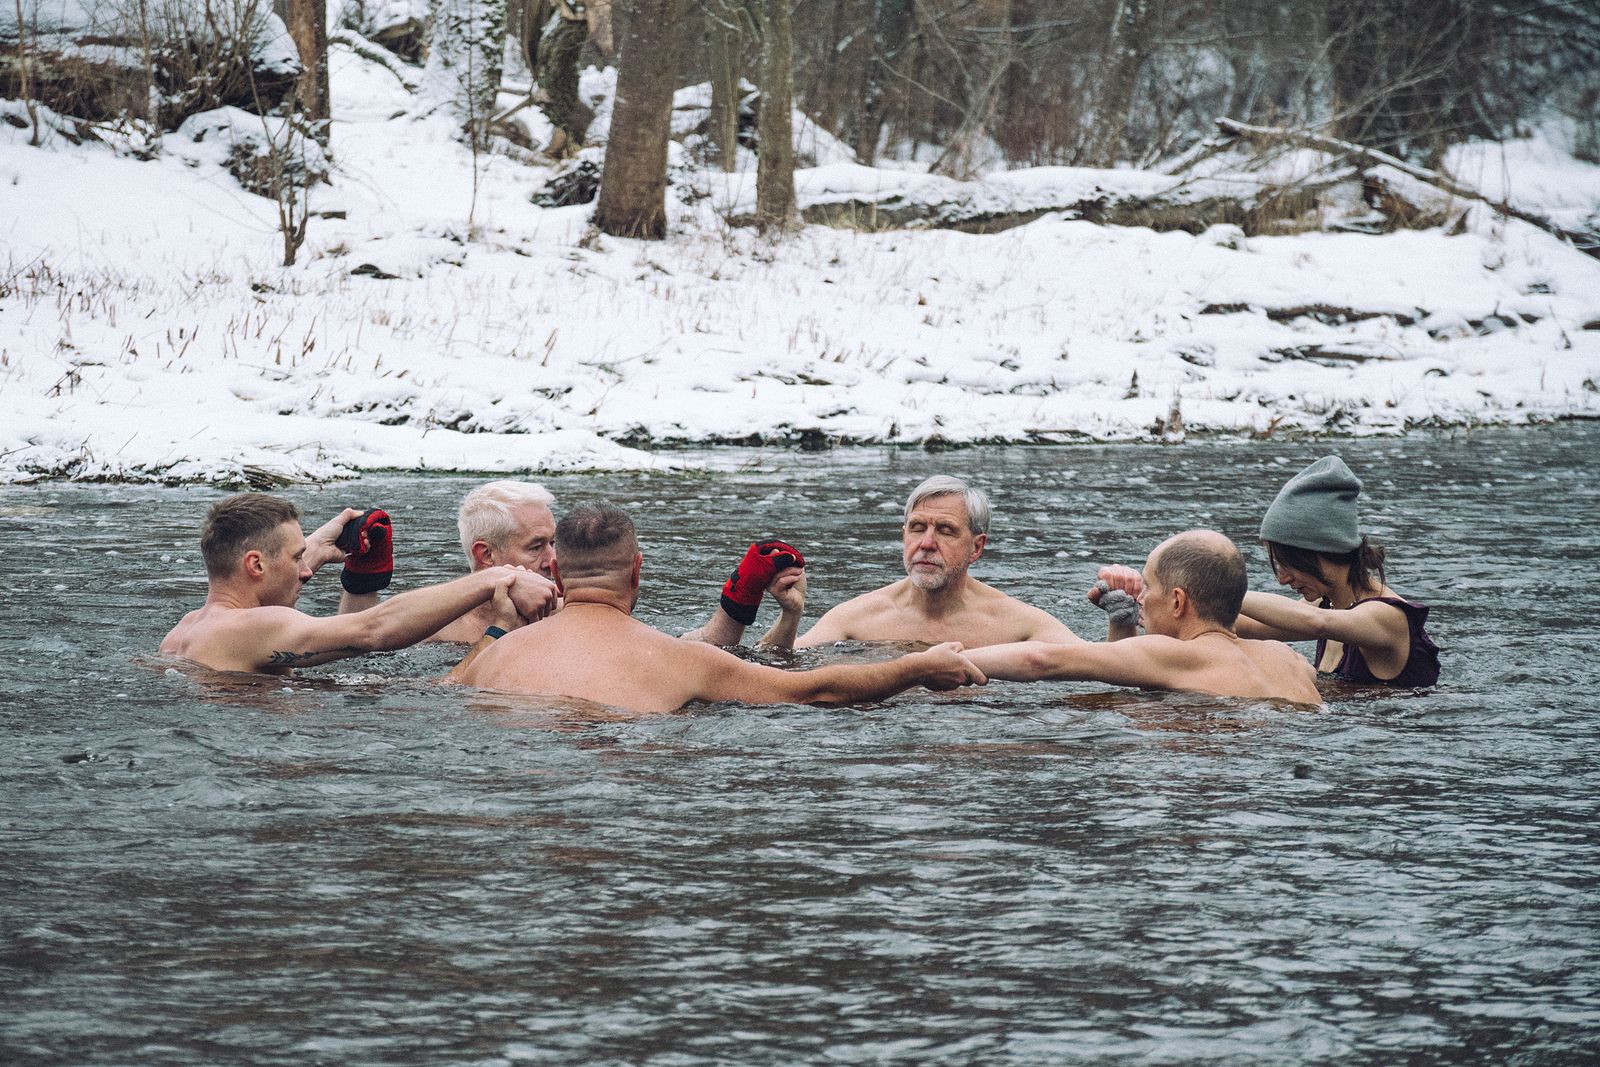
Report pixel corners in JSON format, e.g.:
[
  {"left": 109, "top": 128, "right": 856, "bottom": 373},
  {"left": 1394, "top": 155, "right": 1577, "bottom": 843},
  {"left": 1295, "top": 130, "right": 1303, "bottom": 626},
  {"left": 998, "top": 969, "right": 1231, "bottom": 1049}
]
[
  {"left": 719, "top": 592, "right": 759, "bottom": 626},
  {"left": 341, "top": 568, "right": 391, "bottom": 594},
  {"left": 484, "top": 625, "right": 508, "bottom": 640}
]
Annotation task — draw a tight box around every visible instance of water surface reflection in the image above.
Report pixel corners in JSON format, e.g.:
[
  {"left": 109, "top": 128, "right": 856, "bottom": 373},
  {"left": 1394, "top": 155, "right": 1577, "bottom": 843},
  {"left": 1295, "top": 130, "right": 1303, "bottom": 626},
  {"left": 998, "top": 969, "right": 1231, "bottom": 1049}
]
[{"left": 2, "top": 426, "right": 1597, "bottom": 1065}]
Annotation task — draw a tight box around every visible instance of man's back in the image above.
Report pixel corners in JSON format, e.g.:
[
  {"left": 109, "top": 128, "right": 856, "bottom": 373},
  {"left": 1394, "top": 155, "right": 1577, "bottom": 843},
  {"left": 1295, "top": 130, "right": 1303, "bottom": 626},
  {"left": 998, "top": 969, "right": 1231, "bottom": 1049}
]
[
  {"left": 1162, "top": 633, "right": 1321, "bottom": 703},
  {"left": 456, "top": 604, "right": 723, "bottom": 713}
]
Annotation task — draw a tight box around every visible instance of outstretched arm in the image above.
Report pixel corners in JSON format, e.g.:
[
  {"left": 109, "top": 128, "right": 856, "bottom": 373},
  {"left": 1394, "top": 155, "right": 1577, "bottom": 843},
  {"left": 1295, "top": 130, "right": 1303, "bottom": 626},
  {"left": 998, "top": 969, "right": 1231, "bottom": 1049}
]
[
  {"left": 1238, "top": 591, "right": 1409, "bottom": 659},
  {"left": 695, "top": 642, "right": 986, "bottom": 706},
  {"left": 683, "top": 541, "right": 808, "bottom": 645},
  {"left": 239, "top": 568, "right": 557, "bottom": 671},
  {"left": 966, "top": 636, "right": 1194, "bottom": 691}
]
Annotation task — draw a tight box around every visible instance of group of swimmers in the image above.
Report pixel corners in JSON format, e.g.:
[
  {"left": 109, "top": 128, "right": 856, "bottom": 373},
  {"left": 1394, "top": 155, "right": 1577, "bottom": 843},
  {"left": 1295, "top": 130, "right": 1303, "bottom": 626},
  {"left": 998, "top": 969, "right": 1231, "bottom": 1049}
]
[{"left": 158, "top": 457, "right": 1441, "bottom": 711}]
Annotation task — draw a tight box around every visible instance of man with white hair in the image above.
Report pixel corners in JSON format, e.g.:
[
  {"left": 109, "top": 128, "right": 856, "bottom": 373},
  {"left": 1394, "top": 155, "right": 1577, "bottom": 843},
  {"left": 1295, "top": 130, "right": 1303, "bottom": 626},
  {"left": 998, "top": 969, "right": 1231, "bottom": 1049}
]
[
  {"left": 430, "top": 479, "right": 803, "bottom": 645},
  {"left": 430, "top": 480, "right": 561, "bottom": 643},
  {"left": 764, "top": 475, "right": 1084, "bottom": 650}
]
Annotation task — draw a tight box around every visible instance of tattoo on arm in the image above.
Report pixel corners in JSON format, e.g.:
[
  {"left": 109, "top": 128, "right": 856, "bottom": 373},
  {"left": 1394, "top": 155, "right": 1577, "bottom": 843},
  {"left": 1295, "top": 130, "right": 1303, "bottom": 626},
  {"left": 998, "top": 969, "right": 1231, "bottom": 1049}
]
[{"left": 267, "top": 646, "right": 365, "bottom": 666}]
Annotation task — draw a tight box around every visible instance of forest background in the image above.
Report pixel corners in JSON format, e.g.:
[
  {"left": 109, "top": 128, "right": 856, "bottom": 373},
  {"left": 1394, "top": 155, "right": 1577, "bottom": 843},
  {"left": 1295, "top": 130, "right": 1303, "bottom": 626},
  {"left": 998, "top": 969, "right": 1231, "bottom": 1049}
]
[{"left": 1, "top": 0, "right": 1598, "bottom": 483}]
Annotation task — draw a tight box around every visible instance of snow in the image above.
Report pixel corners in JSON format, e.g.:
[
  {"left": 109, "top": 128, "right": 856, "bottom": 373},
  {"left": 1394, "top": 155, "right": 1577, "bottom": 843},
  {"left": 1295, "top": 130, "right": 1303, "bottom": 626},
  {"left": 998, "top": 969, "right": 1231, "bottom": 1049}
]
[{"left": 2, "top": 49, "right": 1598, "bottom": 485}]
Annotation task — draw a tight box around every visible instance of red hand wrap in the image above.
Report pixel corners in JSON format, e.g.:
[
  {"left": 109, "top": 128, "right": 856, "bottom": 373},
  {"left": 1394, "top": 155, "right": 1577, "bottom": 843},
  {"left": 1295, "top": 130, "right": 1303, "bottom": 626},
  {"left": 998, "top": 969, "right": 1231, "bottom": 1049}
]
[
  {"left": 719, "top": 540, "right": 805, "bottom": 625},
  {"left": 336, "top": 508, "right": 393, "bottom": 594}
]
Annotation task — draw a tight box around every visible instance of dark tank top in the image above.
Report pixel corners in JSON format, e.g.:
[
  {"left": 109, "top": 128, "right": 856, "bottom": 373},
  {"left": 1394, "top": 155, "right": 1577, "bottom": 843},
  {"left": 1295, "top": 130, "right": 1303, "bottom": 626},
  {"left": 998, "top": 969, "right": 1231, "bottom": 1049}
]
[{"left": 1315, "top": 596, "right": 1441, "bottom": 688}]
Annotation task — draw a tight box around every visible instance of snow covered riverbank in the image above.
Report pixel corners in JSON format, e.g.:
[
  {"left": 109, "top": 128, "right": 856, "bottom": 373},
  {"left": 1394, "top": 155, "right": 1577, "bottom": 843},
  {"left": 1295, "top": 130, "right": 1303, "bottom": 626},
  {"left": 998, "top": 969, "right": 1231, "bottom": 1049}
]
[{"left": 3, "top": 49, "right": 1598, "bottom": 485}]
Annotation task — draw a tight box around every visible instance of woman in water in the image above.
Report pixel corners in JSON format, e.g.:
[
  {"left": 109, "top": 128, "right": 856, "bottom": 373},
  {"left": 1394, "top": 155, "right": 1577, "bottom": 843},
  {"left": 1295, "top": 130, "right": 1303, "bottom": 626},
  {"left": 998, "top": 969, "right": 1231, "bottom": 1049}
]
[{"left": 1234, "top": 456, "right": 1440, "bottom": 687}]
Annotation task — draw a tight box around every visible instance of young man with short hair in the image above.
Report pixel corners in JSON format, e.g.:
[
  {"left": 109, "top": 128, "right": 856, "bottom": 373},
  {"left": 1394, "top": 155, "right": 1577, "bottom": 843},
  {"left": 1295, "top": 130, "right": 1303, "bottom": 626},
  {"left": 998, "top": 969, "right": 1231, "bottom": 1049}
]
[{"left": 160, "top": 493, "right": 557, "bottom": 674}]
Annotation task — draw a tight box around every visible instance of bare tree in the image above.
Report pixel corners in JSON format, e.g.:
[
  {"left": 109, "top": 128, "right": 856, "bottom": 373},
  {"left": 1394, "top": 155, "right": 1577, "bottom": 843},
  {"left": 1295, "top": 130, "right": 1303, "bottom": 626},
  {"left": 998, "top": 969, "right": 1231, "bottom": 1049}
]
[
  {"left": 594, "top": 0, "right": 687, "bottom": 238},
  {"left": 1085, "top": 0, "right": 1150, "bottom": 165},
  {"left": 706, "top": 0, "right": 751, "bottom": 171},
  {"left": 755, "top": 0, "right": 796, "bottom": 230},
  {"left": 854, "top": 0, "right": 911, "bottom": 164},
  {"left": 13, "top": 0, "right": 41, "bottom": 145},
  {"left": 286, "top": 0, "right": 330, "bottom": 145},
  {"left": 1327, "top": 0, "right": 1494, "bottom": 164},
  {"left": 537, "top": 0, "right": 592, "bottom": 155}
]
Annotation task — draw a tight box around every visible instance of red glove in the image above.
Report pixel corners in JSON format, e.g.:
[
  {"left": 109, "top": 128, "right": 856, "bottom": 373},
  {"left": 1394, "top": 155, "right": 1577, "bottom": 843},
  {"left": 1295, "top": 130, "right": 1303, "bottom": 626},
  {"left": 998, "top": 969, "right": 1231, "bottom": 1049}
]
[
  {"left": 720, "top": 540, "right": 805, "bottom": 625},
  {"left": 336, "top": 508, "right": 393, "bottom": 594}
]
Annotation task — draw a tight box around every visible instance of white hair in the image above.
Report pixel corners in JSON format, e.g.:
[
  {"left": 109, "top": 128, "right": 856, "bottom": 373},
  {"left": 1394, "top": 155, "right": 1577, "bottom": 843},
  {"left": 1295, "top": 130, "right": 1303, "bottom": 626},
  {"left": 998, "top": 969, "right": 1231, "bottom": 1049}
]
[
  {"left": 904, "top": 475, "right": 990, "bottom": 536},
  {"left": 457, "top": 480, "right": 555, "bottom": 561}
]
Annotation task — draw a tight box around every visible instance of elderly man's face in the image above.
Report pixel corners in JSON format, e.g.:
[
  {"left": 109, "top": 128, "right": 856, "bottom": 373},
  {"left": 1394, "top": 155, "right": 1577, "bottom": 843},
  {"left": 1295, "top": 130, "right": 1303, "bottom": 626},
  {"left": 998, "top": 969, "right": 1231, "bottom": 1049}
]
[
  {"left": 902, "top": 494, "right": 984, "bottom": 592},
  {"left": 489, "top": 503, "right": 558, "bottom": 577}
]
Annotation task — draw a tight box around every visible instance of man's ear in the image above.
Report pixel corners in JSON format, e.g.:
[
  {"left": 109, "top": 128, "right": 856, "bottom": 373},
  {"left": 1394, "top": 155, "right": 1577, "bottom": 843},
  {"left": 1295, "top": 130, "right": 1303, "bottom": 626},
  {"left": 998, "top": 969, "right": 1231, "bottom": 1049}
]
[
  {"left": 630, "top": 552, "right": 642, "bottom": 589},
  {"left": 550, "top": 558, "right": 565, "bottom": 596},
  {"left": 969, "top": 532, "right": 987, "bottom": 563},
  {"left": 242, "top": 549, "right": 267, "bottom": 580},
  {"left": 470, "top": 540, "right": 496, "bottom": 570},
  {"left": 1170, "top": 586, "right": 1191, "bottom": 619}
]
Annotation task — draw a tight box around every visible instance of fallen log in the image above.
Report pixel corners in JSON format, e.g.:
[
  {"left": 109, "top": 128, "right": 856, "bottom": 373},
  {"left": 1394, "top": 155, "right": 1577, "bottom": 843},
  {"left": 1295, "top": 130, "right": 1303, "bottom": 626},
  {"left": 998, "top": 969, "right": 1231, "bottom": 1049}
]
[{"left": 1212, "top": 118, "right": 1599, "bottom": 258}]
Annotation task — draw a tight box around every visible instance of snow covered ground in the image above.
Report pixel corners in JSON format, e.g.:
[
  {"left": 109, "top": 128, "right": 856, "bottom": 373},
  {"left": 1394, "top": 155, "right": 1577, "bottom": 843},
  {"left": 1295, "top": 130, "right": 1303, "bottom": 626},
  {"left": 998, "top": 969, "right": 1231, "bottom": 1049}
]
[{"left": 2, "top": 44, "right": 1598, "bottom": 485}]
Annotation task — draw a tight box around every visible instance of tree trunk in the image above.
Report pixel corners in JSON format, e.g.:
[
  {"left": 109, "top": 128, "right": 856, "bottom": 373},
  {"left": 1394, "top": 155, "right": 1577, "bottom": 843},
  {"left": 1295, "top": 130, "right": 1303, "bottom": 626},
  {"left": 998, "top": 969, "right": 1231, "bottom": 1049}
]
[
  {"left": 755, "top": 0, "right": 796, "bottom": 232},
  {"left": 853, "top": 0, "right": 910, "bottom": 165},
  {"left": 287, "top": 0, "right": 330, "bottom": 144},
  {"left": 537, "top": 5, "right": 591, "bottom": 155},
  {"left": 1087, "top": 0, "right": 1149, "bottom": 166},
  {"left": 508, "top": 0, "right": 550, "bottom": 80},
  {"left": 707, "top": 0, "right": 746, "bottom": 172},
  {"left": 594, "top": 0, "right": 687, "bottom": 238}
]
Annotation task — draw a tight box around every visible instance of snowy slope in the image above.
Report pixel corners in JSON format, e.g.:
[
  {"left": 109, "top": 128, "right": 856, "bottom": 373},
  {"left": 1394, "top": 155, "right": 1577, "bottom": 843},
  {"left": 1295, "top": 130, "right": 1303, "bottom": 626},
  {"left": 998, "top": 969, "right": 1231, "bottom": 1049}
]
[{"left": 1, "top": 50, "right": 1597, "bottom": 485}]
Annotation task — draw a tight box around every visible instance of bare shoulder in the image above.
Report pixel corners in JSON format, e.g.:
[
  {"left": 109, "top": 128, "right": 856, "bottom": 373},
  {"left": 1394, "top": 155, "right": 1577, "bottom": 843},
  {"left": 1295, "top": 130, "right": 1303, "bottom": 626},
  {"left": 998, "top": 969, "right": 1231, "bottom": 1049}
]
[
  {"left": 1245, "top": 636, "right": 1309, "bottom": 665},
  {"left": 973, "top": 581, "right": 1075, "bottom": 640},
  {"left": 805, "top": 582, "right": 901, "bottom": 640},
  {"left": 829, "top": 583, "right": 902, "bottom": 617}
]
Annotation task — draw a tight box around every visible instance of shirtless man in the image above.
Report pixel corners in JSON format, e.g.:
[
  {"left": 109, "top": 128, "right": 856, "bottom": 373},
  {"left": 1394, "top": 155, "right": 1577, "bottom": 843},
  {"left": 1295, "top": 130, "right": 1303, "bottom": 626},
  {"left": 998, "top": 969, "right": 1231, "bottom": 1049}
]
[
  {"left": 759, "top": 475, "right": 1081, "bottom": 650},
  {"left": 966, "top": 530, "right": 1322, "bottom": 704},
  {"left": 161, "top": 493, "right": 557, "bottom": 674},
  {"left": 430, "top": 480, "right": 804, "bottom": 646},
  {"left": 454, "top": 501, "right": 987, "bottom": 713},
  {"left": 430, "top": 480, "right": 561, "bottom": 644}
]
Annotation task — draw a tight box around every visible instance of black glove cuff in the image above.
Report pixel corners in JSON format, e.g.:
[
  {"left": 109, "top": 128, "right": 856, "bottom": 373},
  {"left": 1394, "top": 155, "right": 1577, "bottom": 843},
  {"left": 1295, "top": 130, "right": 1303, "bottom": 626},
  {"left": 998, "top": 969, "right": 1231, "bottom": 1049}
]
[
  {"left": 720, "top": 592, "right": 759, "bottom": 626},
  {"left": 341, "top": 568, "right": 392, "bottom": 594}
]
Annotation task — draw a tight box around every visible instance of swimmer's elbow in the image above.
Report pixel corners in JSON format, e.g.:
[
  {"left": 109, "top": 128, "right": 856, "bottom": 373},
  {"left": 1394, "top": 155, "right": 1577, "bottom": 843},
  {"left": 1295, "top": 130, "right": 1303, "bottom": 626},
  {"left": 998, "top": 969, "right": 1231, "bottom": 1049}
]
[
  {"left": 353, "top": 611, "right": 410, "bottom": 652},
  {"left": 982, "top": 643, "right": 1072, "bottom": 682},
  {"left": 1021, "top": 644, "right": 1077, "bottom": 680}
]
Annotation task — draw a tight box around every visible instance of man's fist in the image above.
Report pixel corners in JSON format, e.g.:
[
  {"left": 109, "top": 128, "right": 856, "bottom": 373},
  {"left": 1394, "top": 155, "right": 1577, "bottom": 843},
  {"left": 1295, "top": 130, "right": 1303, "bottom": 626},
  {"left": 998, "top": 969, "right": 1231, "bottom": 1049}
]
[
  {"left": 502, "top": 568, "right": 559, "bottom": 622},
  {"left": 1089, "top": 565, "right": 1142, "bottom": 630},
  {"left": 337, "top": 509, "right": 393, "bottom": 594},
  {"left": 720, "top": 540, "right": 806, "bottom": 625},
  {"left": 916, "top": 642, "right": 987, "bottom": 691}
]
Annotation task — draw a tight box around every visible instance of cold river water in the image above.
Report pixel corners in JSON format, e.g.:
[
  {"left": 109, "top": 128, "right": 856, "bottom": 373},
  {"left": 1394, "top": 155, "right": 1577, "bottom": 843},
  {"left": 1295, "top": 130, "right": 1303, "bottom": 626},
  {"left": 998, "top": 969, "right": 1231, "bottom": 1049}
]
[{"left": 2, "top": 426, "right": 1597, "bottom": 1065}]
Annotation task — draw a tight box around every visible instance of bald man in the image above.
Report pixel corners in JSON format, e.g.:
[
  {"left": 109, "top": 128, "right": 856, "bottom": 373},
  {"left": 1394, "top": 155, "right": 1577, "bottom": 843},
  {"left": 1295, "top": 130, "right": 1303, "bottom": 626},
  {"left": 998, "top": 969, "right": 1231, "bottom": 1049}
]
[
  {"left": 454, "top": 501, "right": 986, "bottom": 713},
  {"left": 967, "top": 530, "right": 1322, "bottom": 704}
]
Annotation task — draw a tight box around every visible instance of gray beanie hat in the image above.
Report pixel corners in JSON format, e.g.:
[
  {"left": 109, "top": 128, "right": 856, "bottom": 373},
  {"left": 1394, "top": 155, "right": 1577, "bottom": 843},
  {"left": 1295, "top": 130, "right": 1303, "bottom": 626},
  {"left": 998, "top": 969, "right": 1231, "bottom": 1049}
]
[{"left": 1259, "top": 456, "right": 1363, "bottom": 553}]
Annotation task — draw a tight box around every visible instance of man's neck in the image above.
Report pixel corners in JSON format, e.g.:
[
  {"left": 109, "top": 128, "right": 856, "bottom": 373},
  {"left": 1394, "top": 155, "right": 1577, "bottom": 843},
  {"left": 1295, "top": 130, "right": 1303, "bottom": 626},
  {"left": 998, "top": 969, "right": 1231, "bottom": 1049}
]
[
  {"left": 561, "top": 588, "right": 635, "bottom": 615},
  {"left": 1178, "top": 619, "right": 1237, "bottom": 642},
  {"left": 203, "top": 582, "right": 266, "bottom": 611},
  {"left": 904, "top": 574, "right": 974, "bottom": 618}
]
